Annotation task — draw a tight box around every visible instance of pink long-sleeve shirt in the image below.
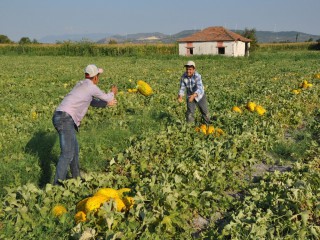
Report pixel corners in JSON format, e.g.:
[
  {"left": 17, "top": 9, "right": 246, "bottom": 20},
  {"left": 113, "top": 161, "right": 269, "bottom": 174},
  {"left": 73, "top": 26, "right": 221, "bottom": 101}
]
[{"left": 56, "top": 79, "right": 114, "bottom": 127}]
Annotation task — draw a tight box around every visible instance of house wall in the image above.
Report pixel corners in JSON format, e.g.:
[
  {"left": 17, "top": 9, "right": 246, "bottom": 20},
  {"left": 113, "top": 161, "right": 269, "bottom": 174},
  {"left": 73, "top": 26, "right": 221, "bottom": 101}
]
[
  {"left": 233, "top": 41, "right": 247, "bottom": 57},
  {"left": 178, "top": 41, "right": 248, "bottom": 57}
]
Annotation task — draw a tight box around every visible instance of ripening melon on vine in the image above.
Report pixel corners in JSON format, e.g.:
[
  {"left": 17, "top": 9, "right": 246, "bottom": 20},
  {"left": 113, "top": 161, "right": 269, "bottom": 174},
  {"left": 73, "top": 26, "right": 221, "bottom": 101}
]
[
  {"left": 94, "top": 188, "right": 119, "bottom": 199},
  {"left": 207, "top": 125, "right": 215, "bottom": 134},
  {"left": 74, "top": 211, "right": 86, "bottom": 223},
  {"left": 85, "top": 195, "right": 109, "bottom": 212},
  {"left": 52, "top": 205, "right": 67, "bottom": 217},
  {"left": 292, "top": 89, "right": 301, "bottom": 94},
  {"left": 127, "top": 88, "right": 138, "bottom": 93},
  {"left": 137, "top": 80, "right": 153, "bottom": 96},
  {"left": 300, "top": 80, "right": 312, "bottom": 89},
  {"left": 232, "top": 106, "right": 242, "bottom": 113},
  {"left": 215, "top": 128, "right": 224, "bottom": 137},
  {"left": 254, "top": 105, "right": 266, "bottom": 116},
  {"left": 246, "top": 102, "right": 256, "bottom": 112}
]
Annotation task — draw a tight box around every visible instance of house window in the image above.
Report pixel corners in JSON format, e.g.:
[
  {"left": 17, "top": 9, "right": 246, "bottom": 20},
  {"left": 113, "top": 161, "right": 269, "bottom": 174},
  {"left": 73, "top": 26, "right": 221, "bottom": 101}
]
[{"left": 218, "top": 47, "right": 225, "bottom": 54}]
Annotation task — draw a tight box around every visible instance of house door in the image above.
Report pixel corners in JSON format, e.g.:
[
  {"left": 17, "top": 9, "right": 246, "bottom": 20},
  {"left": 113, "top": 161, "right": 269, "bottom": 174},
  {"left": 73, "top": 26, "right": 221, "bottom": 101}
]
[
  {"left": 187, "top": 47, "right": 194, "bottom": 55},
  {"left": 186, "top": 42, "right": 194, "bottom": 56}
]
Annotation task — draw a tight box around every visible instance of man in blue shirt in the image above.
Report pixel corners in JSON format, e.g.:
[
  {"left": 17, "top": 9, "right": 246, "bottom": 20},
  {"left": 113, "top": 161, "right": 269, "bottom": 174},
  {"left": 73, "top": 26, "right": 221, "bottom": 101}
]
[{"left": 178, "top": 61, "right": 211, "bottom": 124}]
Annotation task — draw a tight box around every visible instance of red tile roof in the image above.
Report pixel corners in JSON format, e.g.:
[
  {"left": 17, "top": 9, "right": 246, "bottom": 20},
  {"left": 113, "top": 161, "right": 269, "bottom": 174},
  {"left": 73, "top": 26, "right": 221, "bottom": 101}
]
[{"left": 178, "top": 26, "right": 252, "bottom": 42}]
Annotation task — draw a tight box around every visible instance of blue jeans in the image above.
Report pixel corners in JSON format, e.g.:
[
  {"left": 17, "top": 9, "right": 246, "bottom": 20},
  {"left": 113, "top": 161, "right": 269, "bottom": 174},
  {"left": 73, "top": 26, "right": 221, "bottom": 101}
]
[
  {"left": 186, "top": 93, "right": 211, "bottom": 124},
  {"left": 52, "top": 111, "right": 80, "bottom": 185}
]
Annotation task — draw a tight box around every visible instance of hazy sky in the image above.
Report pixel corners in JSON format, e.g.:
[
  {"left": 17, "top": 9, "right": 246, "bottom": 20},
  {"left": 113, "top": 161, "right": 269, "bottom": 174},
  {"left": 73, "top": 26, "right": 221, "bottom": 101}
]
[{"left": 0, "top": 0, "right": 319, "bottom": 41}]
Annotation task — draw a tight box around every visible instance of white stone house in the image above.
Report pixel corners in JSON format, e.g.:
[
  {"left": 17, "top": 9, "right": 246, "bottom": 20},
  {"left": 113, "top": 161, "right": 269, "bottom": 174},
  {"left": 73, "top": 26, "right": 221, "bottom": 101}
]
[{"left": 177, "top": 26, "right": 251, "bottom": 57}]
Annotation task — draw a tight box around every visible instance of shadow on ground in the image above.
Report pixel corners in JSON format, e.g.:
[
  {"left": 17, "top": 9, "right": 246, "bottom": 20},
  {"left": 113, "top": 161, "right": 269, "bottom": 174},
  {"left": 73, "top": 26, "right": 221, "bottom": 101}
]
[{"left": 25, "top": 131, "right": 57, "bottom": 187}]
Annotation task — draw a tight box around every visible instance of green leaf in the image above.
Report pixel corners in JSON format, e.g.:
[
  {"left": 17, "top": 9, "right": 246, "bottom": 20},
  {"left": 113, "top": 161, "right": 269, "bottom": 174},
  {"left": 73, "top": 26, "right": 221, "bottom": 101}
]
[
  {"left": 189, "top": 191, "right": 198, "bottom": 197},
  {"left": 109, "top": 158, "right": 116, "bottom": 165},
  {"left": 174, "top": 175, "right": 182, "bottom": 184},
  {"left": 310, "top": 226, "right": 319, "bottom": 238},
  {"left": 117, "top": 153, "right": 124, "bottom": 161},
  {"left": 301, "top": 211, "right": 309, "bottom": 226},
  {"left": 193, "top": 170, "right": 202, "bottom": 181},
  {"left": 201, "top": 191, "right": 213, "bottom": 197}
]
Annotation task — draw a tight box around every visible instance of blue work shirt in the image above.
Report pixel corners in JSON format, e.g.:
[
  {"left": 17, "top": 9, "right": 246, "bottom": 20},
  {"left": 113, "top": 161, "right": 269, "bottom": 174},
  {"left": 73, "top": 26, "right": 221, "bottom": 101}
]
[{"left": 178, "top": 71, "right": 205, "bottom": 102}]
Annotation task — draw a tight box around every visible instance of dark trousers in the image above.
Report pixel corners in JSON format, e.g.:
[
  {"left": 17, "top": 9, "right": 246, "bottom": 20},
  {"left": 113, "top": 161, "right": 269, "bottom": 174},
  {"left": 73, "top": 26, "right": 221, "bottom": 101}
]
[
  {"left": 52, "top": 111, "right": 80, "bottom": 185},
  {"left": 186, "top": 93, "right": 211, "bottom": 124}
]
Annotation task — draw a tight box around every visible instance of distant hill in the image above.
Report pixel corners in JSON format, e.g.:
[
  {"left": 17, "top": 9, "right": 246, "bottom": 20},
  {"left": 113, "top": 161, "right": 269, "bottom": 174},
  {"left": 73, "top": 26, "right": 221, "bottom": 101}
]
[
  {"left": 255, "top": 31, "right": 319, "bottom": 43},
  {"left": 97, "top": 31, "right": 204, "bottom": 44},
  {"left": 97, "top": 32, "right": 167, "bottom": 44},
  {"left": 39, "top": 30, "right": 320, "bottom": 44},
  {"left": 97, "top": 30, "right": 200, "bottom": 44},
  {"left": 98, "top": 30, "right": 319, "bottom": 44},
  {"left": 39, "top": 33, "right": 113, "bottom": 43}
]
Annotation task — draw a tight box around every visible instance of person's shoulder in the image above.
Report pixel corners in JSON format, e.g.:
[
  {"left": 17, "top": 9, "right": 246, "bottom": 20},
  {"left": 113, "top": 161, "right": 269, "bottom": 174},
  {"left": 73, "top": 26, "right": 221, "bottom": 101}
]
[
  {"left": 81, "top": 79, "right": 100, "bottom": 91},
  {"left": 181, "top": 72, "right": 187, "bottom": 78},
  {"left": 194, "top": 71, "right": 201, "bottom": 78},
  {"left": 76, "top": 79, "right": 89, "bottom": 85},
  {"left": 83, "top": 79, "right": 97, "bottom": 87}
]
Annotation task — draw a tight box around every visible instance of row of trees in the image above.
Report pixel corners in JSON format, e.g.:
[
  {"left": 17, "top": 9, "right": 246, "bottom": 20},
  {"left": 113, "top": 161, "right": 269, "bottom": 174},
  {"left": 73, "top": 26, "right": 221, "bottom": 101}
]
[{"left": 0, "top": 34, "right": 39, "bottom": 44}]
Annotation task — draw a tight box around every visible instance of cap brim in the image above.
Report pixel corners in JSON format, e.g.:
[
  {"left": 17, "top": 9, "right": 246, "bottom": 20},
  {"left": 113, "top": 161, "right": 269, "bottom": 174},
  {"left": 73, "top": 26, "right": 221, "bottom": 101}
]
[{"left": 98, "top": 68, "right": 103, "bottom": 74}]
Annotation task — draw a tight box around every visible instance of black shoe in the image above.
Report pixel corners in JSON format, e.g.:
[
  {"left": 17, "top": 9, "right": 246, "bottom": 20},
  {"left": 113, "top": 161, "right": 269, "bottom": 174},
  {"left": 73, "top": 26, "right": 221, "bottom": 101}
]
[{"left": 211, "top": 116, "right": 217, "bottom": 122}]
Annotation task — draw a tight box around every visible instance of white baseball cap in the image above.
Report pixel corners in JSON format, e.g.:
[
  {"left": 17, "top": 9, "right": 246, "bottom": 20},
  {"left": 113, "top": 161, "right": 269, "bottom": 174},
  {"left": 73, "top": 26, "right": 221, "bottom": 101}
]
[
  {"left": 84, "top": 64, "right": 103, "bottom": 77},
  {"left": 184, "top": 60, "right": 195, "bottom": 68}
]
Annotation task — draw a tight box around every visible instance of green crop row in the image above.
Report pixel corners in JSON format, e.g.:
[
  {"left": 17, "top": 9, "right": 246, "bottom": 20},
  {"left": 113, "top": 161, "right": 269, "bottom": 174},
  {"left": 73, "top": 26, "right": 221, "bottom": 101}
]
[
  {"left": 258, "top": 42, "right": 319, "bottom": 51},
  {"left": 0, "top": 41, "right": 319, "bottom": 57},
  {"left": 0, "top": 42, "right": 178, "bottom": 56}
]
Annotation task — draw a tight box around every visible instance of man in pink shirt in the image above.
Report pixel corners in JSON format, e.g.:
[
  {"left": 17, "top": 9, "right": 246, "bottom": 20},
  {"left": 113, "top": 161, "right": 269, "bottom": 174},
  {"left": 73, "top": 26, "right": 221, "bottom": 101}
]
[{"left": 52, "top": 64, "right": 117, "bottom": 185}]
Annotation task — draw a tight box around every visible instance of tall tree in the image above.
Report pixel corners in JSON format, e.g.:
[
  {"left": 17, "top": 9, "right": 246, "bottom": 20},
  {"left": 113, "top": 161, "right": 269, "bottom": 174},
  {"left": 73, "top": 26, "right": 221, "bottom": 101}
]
[
  {"left": 19, "top": 37, "right": 32, "bottom": 44},
  {"left": 242, "top": 28, "right": 258, "bottom": 51},
  {"left": 0, "top": 34, "right": 13, "bottom": 44}
]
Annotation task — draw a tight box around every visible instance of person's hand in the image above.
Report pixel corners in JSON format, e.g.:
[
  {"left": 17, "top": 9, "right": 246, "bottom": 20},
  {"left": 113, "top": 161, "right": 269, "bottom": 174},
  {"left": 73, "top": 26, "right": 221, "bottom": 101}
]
[
  {"left": 111, "top": 85, "right": 118, "bottom": 95},
  {"left": 178, "top": 95, "right": 183, "bottom": 103},
  {"left": 188, "top": 93, "right": 197, "bottom": 102},
  {"left": 107, "top": 99, "right": 117, "bottom": 107}
]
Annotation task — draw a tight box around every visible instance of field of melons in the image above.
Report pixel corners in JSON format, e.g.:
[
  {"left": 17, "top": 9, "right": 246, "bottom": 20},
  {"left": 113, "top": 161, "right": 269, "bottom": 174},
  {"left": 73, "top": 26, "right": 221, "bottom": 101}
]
[{"left": 0, "top": 50, "right": 320, "bottom": 239}]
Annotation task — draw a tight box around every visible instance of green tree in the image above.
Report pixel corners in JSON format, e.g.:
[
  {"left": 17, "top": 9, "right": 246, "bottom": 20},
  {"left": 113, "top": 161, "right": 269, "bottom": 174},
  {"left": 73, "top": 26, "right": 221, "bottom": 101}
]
[
  {"left": 314, "top": 38, "right": 320, "bottom": 50},
  {"left": 108, "top": 39, "right": 118, "bottom": 44},
  {"left": 32, "top": 38, "right": 39, "bottom": 44},
  {"left": 242, "top": 28, "right": 258, "bottom": 51},
  {"left": 19, "top": 37, "right": 32, "bottom": 44},
  {"left": 0, "top": 34, "right": 13, "bottom": 43}
]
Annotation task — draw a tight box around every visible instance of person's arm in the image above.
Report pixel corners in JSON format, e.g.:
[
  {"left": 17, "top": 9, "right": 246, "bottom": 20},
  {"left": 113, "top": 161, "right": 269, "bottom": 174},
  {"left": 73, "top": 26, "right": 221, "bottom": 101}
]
[
  {"left": 90, "top": 98, "right": 107, "bottom": 108},
  {"left": 90, "top": 97, "right": 117, "bottom": 108},
  {"left": 111, "top": 85, "right": 118, "bottom": 96},
  {"left": 188, "top": 92, "right": 198, "bottom": 102},
  {"left": 188, "top": 74, "right": 204, "bottom": 102},
  {"left": 92, "top": 84, "right": 115, "bottom": 103},
  {"left": 194, "top": 74, "right": 204, "bottom": 97},
  {"left": 178, "top": 76, "right": 186, "bottom": 102}
]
